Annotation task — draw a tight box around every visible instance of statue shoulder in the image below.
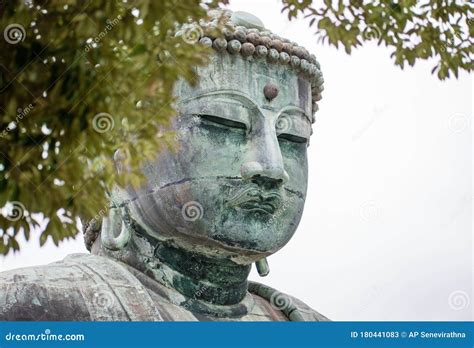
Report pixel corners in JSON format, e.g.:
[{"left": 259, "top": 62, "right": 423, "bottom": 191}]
[
  {"left": 0, "top": 253, "right": 95, "bottom": 320},
  {"left": 0, "top": 253, "right": 163, "bottom": 321},
  {"left": 248, "top": 281, "right": 330, "bottom": 321}
]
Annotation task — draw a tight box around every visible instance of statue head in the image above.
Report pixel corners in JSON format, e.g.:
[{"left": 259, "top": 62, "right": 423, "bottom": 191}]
[{"left": 100, "top": 10, "right": 324, "bottom": 265}]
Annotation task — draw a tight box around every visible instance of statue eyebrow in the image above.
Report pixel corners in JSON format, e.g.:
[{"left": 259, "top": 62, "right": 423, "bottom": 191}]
[
  {"left": 179, "top": 89, "right": 259, "bottom": 110},
  {"left": 181, "top": 90, "right": 312, "bottom": 123},
  {"left": 277, "top": 105, "right": 312, "bottom": 123}
]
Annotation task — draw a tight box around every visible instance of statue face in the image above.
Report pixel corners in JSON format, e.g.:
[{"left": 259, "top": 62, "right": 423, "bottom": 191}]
[{"left": 123, "top": 53, "right": 313, "bottom": 262}]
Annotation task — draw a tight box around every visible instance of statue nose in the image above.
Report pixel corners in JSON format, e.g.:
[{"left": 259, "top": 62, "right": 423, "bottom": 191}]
[
  {"left": 241, "top": 117, "right": 289, "bottom": 186},
  {"left": 241, "top": 161, "right": 289, "bottom": 186}
]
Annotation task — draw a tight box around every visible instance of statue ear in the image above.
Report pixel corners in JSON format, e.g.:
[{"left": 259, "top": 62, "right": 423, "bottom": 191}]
[
  {"left": 255, "top": 257, "right": 270, "bottom": 277},
  {"left": 101, "top": 206, "right": 131, "bottom": 251},
  {"left": 82, "top": 217, "right": 101, "bottom": 251}
]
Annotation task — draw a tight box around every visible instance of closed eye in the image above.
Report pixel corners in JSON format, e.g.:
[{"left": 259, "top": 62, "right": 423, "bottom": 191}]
[
  {"left": 278, "top": 133, "right": 308, "bottom": 144},
  {"left": 198, "top": 114, "right": 247, "bottom": 130}
]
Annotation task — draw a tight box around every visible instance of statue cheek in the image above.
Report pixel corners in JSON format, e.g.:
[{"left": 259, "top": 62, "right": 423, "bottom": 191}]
[
  {"left": 280, "top": 145, "right": 309, "bottom": 190},
  {"left": 175, "top": 126, "right": 248, "bottom": 178}
]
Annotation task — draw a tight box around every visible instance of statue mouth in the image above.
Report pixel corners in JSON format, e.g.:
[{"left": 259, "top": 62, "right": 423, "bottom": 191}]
[
  {"left": 225, "top": 184, "right": 282, "bottom": 215},
  {"left": 239, "top": 201, "right": 278, "bottom": 214}
]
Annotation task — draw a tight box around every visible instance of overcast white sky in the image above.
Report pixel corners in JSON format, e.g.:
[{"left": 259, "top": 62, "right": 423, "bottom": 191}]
[{"left": 1, "top": 0, "right": 472, "bottom": 321}]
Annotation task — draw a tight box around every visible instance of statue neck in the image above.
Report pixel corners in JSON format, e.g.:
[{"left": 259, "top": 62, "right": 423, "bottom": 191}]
[
  {"left": 92, "top": 209, "right": 255, "bottom": 315},
  {"left": 149, "top": 242, "right": 251, "bottom": 306},
  {"left": 95, "top": 232, "right": 255, "bottom": 316}
]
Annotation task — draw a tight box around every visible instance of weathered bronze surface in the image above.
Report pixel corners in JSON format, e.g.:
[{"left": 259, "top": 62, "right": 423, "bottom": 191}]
[{"left": 0, "top": 10, "right": 328, "bottom": 321}]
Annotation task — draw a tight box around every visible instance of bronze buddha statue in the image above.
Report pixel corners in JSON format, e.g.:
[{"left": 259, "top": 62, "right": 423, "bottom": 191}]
[{"left": 0, "top": 10, "right": 327, "bottom": 322}]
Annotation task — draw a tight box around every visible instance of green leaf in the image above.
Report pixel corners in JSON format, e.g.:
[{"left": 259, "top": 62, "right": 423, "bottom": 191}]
[{"left": 130, "top": 44, "right": 148, "bottom": 57}]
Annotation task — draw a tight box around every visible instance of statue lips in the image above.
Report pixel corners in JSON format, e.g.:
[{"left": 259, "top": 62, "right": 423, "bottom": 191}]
[{"left": 225, "top": 184, "right": 282, "bottom": 215}]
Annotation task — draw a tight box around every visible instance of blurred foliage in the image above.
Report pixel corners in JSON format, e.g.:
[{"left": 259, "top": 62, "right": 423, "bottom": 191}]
[
  {"left": 282, "top": 0, "right": 473, "bottom": 79},
  {"left": 0, "top": 0, "right": 472, "bottom": 255},
  {"left": 0, "top": 0, "right": 226, "bottom": 255}
]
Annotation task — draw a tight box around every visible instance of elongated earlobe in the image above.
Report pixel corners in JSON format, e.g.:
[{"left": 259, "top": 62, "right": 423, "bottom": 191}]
[
  {"left": 255, "top": 257, "right": 270, "bottom": 277},
  {"left": 101, "top": 207, "right": 131, "bottom": 251}
]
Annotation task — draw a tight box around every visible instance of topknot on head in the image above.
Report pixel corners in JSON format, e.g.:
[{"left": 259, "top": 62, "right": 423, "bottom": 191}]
[{"left": 176, "top": 9, "right": 324, "bottom": 119}]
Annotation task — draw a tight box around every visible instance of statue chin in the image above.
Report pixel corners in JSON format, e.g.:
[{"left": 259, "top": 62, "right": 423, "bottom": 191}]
[{"left": 121, "top": 178, "right": 306, "bottom": 262}]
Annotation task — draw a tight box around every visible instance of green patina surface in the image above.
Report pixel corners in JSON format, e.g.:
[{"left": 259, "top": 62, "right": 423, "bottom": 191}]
[
  {"left": 0, "top": 10, "right": 329, "bottom": 321},
  {"left": 103, "top": 11, "right": 318, "bottom": 313}
]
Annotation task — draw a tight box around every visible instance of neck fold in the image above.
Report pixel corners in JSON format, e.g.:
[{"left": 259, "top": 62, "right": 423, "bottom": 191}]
[{"left": 152, "top": 242, "right": 251, "bottom": 306}]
